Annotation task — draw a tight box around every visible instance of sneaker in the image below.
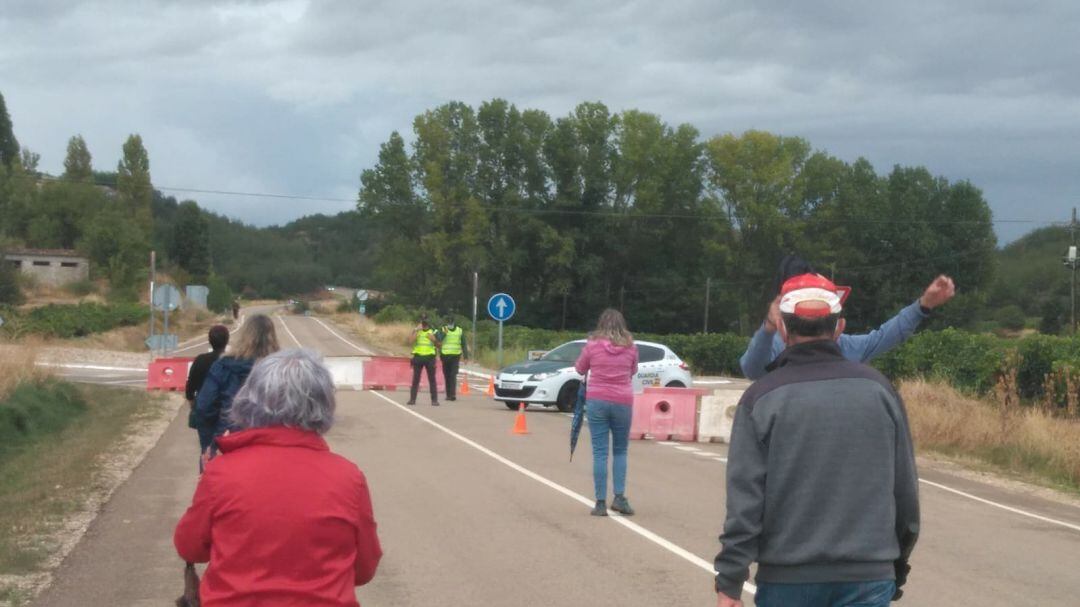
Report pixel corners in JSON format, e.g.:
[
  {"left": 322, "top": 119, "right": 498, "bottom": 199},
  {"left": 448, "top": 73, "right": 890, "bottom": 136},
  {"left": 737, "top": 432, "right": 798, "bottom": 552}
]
[
  {"left": 406, "top": 400, "right": 416, "bottom": 406},
  {"left": 590, "top": 500, "right": 608, "bottom": 516},
  {"left": 447, "top": 396, "right": 457, "bottom": 401},
  {"left": 431, "top": 401, "right": 440, "bottom": 406},
  {"left": 611, "top": 495, "right": 634, "bottom": 516}
]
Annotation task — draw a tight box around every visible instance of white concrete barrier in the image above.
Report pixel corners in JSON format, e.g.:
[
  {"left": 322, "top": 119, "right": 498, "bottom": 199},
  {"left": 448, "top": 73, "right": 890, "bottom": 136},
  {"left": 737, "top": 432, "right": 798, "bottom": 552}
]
[
  {"left": 324, "top": 356, "right": 365, "bottom": 390},
  {"left": 697, "top": 389, "right": 744, "bottom": 443}
]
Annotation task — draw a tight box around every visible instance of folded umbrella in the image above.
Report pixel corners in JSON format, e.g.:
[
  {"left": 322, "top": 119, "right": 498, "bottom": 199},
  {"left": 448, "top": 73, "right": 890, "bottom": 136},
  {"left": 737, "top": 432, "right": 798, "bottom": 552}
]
[{"left": 569, "top": 381, "right": 587, "bottom": 462}]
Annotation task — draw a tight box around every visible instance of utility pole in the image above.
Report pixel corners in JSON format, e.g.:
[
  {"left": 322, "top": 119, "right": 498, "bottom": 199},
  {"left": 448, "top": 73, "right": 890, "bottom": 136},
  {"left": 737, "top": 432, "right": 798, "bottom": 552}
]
[
  {"left": 703, "top": 277, "right": 711, "bottom": 333},
  {"left": 1070, "top": 208, "right": 1078, "bottom": 334}
]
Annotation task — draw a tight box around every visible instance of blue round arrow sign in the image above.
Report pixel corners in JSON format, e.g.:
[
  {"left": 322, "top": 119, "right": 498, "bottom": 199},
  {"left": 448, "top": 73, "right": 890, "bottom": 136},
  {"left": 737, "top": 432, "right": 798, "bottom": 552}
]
[{"left": 487, "top": 293, "right": 516, "bottom": 322}]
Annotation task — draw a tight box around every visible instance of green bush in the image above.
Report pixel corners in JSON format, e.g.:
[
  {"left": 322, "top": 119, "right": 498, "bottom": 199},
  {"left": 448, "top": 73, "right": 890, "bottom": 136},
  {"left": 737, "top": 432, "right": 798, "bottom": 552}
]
[
  {"left": 0, "top": 380, "right": 87, "bottom": 463},
  {"left": 372, "top": 303, "right": 438, "bottom": 325},
  {"left": 0, "top": 259, "right": 24, "bottom": 305},
  {"left": 996, "top": 304, "right": 1027, "bottom": 331},
  {"left": 874, "top": 328, "right": 1006, "bottom": 394},
  {"left": 0, "top": 303, "right": 148, "bottom": 339},
  {"left": 206, "top": 274, "right": 233, "bottom": 313}
]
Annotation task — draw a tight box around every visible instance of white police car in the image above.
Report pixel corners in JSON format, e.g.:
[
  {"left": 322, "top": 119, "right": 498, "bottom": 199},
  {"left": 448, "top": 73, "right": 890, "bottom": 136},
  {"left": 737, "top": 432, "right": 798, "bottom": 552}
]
[{"left": 494, "top": 339, "right": 692, "bottom": 411}]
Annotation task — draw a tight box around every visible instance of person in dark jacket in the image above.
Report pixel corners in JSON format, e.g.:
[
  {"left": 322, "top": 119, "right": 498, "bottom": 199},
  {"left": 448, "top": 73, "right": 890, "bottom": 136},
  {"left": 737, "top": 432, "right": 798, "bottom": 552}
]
[
  {"left": 195, "top": 315, "right": 279, "bottom": 458},
  {"left": 176, "top": 349, "right": 382, "bottom": 605},
  {"left": 185, "top": 325, "right": 231, "bottom": 458},
  {"left": 406, "top": 314, "right": 440, "bottom": 406},
  {"left": 714, "top": 273, "right": 919, "bottom": 607}
]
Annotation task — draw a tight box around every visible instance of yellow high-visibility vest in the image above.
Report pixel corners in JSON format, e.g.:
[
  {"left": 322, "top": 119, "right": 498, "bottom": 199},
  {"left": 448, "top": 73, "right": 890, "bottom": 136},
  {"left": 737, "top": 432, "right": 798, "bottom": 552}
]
[
  {"left": 412, "top": 329, "right": 436, "bottom": 356},
  {"left": 441, "top": 326, "right": 463, "bottom": 355}
]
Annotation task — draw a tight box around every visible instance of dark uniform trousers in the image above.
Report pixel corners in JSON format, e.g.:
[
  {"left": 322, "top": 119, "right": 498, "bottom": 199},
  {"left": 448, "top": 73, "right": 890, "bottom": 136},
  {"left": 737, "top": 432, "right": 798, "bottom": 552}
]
[
  {"left": 410, "top": 355, "right": 438, "bottom": 403},
  {"left": 441, "top": 355, "right": 460, "bottom": 399}
]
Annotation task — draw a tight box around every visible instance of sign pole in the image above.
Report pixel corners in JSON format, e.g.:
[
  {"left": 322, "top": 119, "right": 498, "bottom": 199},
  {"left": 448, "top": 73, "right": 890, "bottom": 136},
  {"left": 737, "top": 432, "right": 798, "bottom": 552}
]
[
  {"left": 163, "top": 287, "right": 170, "bottom": 356},
  {"left": 148, "top": 250, "right": 155, "bottom": 345},
  {"left": 471, "top": 271, "right": 478, "bottom": 362},
  {"left": 486, "top": 293, "right": 515, "bottom": 370}
]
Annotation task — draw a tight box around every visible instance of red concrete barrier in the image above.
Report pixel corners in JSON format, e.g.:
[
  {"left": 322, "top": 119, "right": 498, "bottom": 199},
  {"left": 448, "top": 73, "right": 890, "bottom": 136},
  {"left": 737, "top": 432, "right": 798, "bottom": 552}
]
[
  {"left": 362, "top": 356, "right": 446, "bottom": 392},
  {"left": 630, "top": 387, "right": 709, "bottom": 441},
  {"left": 146, "top": 357, "right": 193, "bottom": 392}
]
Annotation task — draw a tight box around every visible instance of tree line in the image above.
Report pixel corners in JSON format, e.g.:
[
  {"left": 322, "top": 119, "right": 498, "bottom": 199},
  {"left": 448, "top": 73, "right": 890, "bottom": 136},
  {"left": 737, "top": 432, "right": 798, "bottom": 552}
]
[
  {"left": 5, "top": 90, "right": 1036, "bottom": 335},
  {"left": 358, "top": 99, "right": 997, "bottom": 333}
]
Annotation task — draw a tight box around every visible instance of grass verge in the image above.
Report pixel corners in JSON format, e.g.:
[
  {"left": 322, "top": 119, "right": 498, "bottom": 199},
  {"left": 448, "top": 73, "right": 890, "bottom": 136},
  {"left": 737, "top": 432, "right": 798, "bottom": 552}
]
[
  {"left": 902, "top": 379, "right": 1080, "bottom": 493},
  {"left": 0, "top": 380, "right": 169, "bottom": 601}
]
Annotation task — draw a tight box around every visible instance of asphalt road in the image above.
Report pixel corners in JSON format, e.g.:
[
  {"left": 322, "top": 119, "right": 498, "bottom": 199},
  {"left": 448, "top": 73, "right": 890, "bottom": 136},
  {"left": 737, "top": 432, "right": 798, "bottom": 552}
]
[{"left": 32, "top": 313, "right": 1080, "bottom": 606}]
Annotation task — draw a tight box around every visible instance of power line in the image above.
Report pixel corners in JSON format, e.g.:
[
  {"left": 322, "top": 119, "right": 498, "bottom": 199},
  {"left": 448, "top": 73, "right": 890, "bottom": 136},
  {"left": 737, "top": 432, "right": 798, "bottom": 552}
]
[{"left": 9, "top": 173, "right": 1063, "bottom": 227}]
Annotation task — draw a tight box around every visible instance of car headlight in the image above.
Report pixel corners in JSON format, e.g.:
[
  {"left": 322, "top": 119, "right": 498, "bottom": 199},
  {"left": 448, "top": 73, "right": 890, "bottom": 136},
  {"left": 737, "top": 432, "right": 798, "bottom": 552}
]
[{"left": 529, "top": 372, "right": 557, "bottom": 381}]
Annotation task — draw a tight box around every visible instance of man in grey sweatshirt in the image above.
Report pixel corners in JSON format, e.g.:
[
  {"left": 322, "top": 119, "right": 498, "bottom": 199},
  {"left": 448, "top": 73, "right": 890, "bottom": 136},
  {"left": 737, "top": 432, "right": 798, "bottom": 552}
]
[{"left": 714, "top": 273, "right": 920, "bottom": 607}]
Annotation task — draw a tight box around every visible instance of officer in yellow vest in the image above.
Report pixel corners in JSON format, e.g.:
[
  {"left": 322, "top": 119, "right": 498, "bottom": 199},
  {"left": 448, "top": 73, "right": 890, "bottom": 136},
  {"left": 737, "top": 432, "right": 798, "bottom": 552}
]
[
  {"left": 437, "top": 315, "right": 469, "bottom": 401},
  {"left": 407, "top": 314, "right": 440, "bottom": 406}
]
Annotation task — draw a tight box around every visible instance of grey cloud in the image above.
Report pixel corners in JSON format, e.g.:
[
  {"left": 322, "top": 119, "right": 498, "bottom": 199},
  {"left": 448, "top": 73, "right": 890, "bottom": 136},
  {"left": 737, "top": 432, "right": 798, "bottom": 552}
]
[{"left": 1, "top": 0, "right": 1077, "bottom": 241}]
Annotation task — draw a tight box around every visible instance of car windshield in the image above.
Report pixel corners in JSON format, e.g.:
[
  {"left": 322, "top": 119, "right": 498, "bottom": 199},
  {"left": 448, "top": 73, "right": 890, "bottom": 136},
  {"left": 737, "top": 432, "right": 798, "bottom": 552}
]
[{"left": 541, "top": 342, "right": 585, "bottom": 362}]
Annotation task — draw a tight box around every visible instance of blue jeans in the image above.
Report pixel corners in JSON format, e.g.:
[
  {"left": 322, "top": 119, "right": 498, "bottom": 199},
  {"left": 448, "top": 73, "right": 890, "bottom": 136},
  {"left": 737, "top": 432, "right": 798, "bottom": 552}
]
[
  {"left": 755, "top": 580, "right": 896, "bottom": 607},
  {"left": 586, "top": 399, "right": 632, "bottom": 501}
]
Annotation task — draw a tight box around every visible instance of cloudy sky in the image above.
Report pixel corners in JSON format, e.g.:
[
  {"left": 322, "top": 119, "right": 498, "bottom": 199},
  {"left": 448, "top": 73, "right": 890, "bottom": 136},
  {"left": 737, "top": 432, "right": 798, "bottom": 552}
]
[{"left": 2, "top": 0, "right": 1078, "bottom": 243}]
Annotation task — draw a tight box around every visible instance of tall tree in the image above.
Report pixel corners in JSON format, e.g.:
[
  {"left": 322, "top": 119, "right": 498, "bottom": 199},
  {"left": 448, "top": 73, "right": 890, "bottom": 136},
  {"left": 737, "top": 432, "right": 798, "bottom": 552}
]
[
  {"left": 0, "top": 91, "right": 19, "bottom": 168},
  {"left": 63, "top": 135, "right": 93, "bottom": 181},
  {"left": 117, "top": 134, "right": 153, "bottom": 235},
  {"left": 171, "top": 200, "right": 212, "bottom": 281}
]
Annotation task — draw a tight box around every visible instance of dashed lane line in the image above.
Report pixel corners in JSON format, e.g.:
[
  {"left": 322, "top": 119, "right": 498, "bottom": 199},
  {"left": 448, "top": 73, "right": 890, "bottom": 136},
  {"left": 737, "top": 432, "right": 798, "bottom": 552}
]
[
  {"left": 368, "top": 390, "right": 756, "bottom": 598},
  {"left": 919, "top": 479, "right": 1080, "bottom": 533},
  {"left": 275, "top": 315, "right": 304, "bottom": 348},
  {"left": 307, "top": 317, "right": 375, "bottom": 355}
]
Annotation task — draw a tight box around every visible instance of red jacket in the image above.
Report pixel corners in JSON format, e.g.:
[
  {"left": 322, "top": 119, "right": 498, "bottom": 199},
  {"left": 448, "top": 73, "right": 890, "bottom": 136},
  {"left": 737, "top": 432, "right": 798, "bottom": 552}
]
[{"left": 174, "top": 426, "right": 382, "bottom": 606}]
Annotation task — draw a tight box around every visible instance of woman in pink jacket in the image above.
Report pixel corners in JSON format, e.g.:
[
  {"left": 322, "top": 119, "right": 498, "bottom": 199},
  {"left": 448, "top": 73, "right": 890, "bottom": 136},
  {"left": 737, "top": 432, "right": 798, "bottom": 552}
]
[{"left": 575, "top": 309, "right": 639, "bottom": 517}]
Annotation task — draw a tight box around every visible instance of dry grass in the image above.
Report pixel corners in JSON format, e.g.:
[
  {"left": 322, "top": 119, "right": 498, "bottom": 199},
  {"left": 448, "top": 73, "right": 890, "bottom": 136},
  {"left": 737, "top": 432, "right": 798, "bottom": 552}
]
[
  {"left": 324, "top": 314, "right": 412, "bottom": 356},
  {"left": 19, "top": 306, "right": 228, "bottom": 353},
  {"left": 901, "top": 379, "right": 1080, "bottom": 491},
  {"left": 0, "top": 344, "right": 42, "bottom": 401}
]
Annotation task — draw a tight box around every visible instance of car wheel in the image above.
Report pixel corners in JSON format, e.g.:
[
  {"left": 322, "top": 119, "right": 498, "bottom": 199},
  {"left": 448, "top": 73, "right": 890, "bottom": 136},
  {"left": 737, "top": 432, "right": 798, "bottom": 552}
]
[
  {"left": 665, "top": 380, "right": 686, "bottom": 388},
  {"left": 505, "top": 402, "right": 525, "bottom": 410},
  {"left": 556, "top": 382, "right": 579, "bottom": 413}
]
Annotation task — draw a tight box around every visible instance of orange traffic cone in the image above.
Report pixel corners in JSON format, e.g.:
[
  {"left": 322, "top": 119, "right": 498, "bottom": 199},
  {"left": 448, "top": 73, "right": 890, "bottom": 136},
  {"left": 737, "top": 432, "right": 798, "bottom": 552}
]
[
  {"left": 485, "top": 375, "right": 495, "bottom": 397},
  {"left": 512, "top": 403, "right": 529, "bottom": 434},
  {"left": 460, "top": 377, "right": 471, "bottom": 396}
]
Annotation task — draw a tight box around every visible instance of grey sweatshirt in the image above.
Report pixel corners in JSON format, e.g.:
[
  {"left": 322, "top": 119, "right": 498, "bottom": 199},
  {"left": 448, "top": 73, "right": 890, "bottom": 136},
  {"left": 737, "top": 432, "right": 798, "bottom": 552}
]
[{"left": 714, "top": 340, "right": 920, "bottom": 600}]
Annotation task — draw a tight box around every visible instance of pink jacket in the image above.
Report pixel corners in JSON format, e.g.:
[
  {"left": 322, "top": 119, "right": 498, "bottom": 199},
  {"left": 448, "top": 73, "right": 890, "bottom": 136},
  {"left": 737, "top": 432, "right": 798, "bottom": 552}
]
[{"left": 574, "top": 338, "right": 638, "bottom": 405}]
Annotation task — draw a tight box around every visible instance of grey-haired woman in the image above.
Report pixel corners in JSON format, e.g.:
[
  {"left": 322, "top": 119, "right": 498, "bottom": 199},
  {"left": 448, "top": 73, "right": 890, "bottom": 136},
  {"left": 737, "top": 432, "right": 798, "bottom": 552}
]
[{"left": 175, "top": 348, "right": 382, "bottom": 606}]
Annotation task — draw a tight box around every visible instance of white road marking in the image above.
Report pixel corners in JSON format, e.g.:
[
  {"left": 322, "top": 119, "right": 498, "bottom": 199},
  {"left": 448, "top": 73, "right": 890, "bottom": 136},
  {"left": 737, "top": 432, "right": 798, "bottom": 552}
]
[
  {"left": 693, "top": 451, "right": 719, "bottom": 457},
  {"left": 711, "top": 457, "right": 728, "bottom": 463},
  {"left": 369, "top": 390, "right": 756, "bottom": 598},
  {"left": 308, "top": 317, "right": 374, "bottom": 355},
  {"left": 656, "top": 441, "right": 679, "bottom": 446},
  {"left": 712, "top": 452, "right": 1080, "bottom": 534},
  {"left": 674, "top": 446, "right": 701, "bottom": 452},
  {"left": 36, "top": 362, "right": 147, "bottom": 373},
  {"left": 94, "top": 378, "right": 148, "bottom": 386},
  {"left": 275, "top": 315, "right": 304, "bottom": 348},
  {"left": 920, "top": 479, "right": 1080, "bottom": 534}
]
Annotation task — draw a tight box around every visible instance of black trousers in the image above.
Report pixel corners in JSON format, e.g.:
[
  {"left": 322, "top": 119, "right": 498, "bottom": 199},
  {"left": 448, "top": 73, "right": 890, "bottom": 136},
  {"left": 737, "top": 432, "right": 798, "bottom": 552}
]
[
  {"left": 441, "top": 354, "right": 460, "bottom": 399},
  {"left": 410, "top": 355, "right": 437, "bottom": 403}
]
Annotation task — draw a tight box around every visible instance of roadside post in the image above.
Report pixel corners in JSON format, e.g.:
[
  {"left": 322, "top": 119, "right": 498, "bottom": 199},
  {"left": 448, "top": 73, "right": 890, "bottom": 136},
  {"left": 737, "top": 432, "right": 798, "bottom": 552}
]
[
  {"left": 357, "top": 289, "right": 369, "bottom": 316},
  {"left": 151, "top": 284, "right": 181, "bottom": 356},
  {"left": 486, "top": 292, "right": 516, "bottom": 368}
]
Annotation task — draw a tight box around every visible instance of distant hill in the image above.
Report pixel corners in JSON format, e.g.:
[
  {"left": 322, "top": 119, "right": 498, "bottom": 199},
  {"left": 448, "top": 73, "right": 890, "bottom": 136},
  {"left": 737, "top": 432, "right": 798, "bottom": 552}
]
[{"left": 990, "top": 225, "right": 1071, "bottom": 323}]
